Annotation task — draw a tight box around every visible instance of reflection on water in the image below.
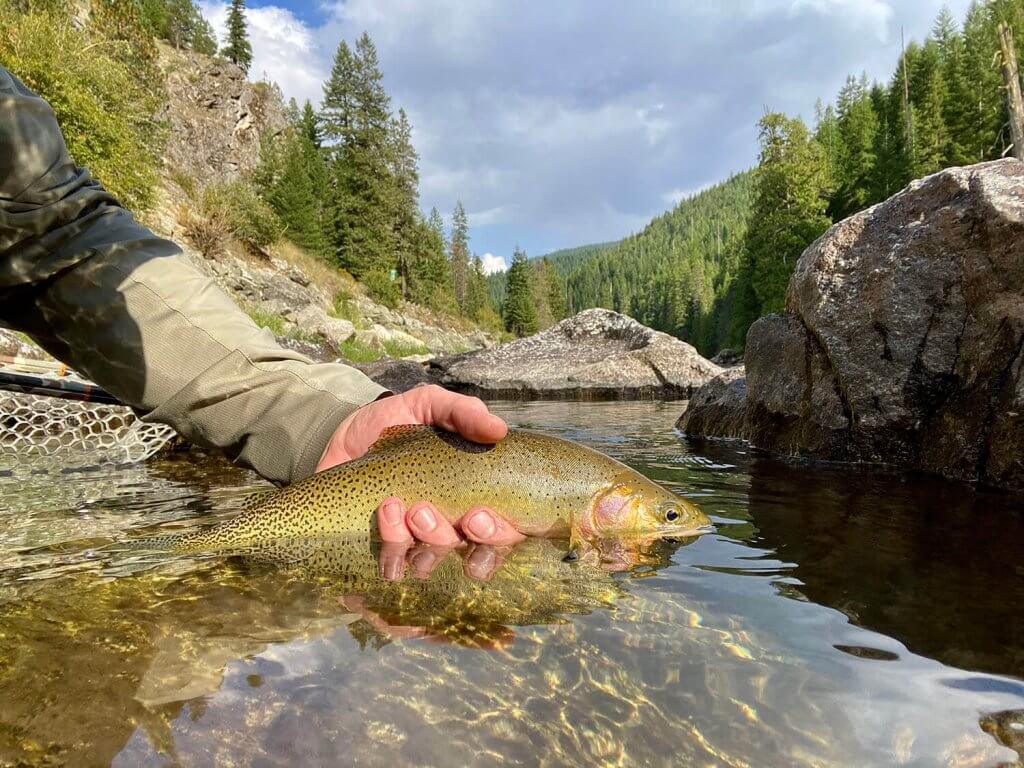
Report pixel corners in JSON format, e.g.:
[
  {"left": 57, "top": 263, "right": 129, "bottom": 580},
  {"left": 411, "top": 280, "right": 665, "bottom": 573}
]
[{"left": 0, "top": 400, "right": 1021, "bottom": 766}]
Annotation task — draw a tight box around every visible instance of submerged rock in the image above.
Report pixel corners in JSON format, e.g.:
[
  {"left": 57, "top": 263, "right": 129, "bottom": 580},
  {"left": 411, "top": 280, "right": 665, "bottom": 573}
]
[
  {"left": 356, "top": 359, "right": 439, "bottom": 393},
  {"left": 681, "top": 159, "right": 1024, "bottom": 492},
  {"left": 438, "top": 309, "right": 721, "bottom": 399}
]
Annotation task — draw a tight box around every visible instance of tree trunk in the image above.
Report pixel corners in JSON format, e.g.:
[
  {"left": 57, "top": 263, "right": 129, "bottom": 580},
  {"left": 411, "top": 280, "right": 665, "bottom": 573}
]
[{"left": 998, "top": 23, "right": 1024, "bottom": 161}]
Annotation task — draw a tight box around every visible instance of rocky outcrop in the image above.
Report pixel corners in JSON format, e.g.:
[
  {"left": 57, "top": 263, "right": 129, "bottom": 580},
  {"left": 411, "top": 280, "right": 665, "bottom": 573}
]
[
  {"left": 158, "top": 43, "right": 286, "bottom": 185},
  {"left": 677, "top": 366, "right": 747, "bottom": 439},
  {"left": 681, "top": 159, "right": 1024, "bottom": 492},
  {"left": 437, "top": 309, "right": 721, "bottom": 399}
]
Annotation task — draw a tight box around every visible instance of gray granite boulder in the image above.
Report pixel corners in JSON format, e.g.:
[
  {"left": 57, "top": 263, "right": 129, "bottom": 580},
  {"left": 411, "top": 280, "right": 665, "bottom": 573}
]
[
  {"left": 438, "top": 309, "right": 721, "bottom": 400},
  {"left": 682, "top": 159, "right": 1024, "bottom": 492}
]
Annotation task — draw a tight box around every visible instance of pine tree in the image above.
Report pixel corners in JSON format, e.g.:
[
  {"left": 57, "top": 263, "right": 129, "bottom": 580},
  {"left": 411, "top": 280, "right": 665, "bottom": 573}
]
[
  {"left": 322, "top": 33, "right": 399, "bottom": 284},
  {"left": 503, "top": 247, "right": 539, "bottom": 337},
  {"left": 449, "top": 201, "right": 470, "bottom": 306},
  {"left": 909, "top": 38, "right": 949, "bottom": 176},
  {"left": 831, "top": 74, "right": 880, "bottom": 219},
  {"left": 390, "top": 108, "right": 420, "bottom": 300},
  {"left": 465, "top": 254, "right": 489, "bottom": 320},
  {"left": 737, "top": 113, "right": 831, "bottom": 330},
  {"left": 221, "top": 0, "right": 251, "bottom": 72},
  {"left": 320, "top": 40, "right": 357, "bottom": 145}
]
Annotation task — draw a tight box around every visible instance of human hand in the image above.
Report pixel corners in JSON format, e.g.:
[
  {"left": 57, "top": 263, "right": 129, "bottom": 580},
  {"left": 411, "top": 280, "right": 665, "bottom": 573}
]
[
  {"left": 317, "top": 385, "right": 507, "bottom": 470},
  {"left": 318, "top": 386, "right": 526, "bottom": 548},
  {"left": 374, "top": 497, "right": 526, "bottom": 574}
]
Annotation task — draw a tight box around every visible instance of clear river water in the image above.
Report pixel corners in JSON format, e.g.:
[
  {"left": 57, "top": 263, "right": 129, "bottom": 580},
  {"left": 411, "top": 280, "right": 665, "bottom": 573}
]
[{"left": 0, "top": 400, "right": 1022, "bottom": 766}]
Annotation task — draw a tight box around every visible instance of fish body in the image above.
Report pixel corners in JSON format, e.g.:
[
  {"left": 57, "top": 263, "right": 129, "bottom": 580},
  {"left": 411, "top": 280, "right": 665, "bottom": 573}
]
[
  {"left": 171, "top": 426, "right": 710, "bottom": 552},
  {"left": 234, "top": 535, "right": 629, "bottom": 641}
]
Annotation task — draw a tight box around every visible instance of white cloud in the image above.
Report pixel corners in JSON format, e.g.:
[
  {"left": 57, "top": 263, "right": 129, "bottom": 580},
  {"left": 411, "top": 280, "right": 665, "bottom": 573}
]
[
  {"left": 480, "top": 253, "right": 507, "bottom": 275},
  {"left": 197, "top": 2, "right": 326, "bottom": 107},
  {"left": 192, "top": 0, "right": 973, "bottom": 256}
]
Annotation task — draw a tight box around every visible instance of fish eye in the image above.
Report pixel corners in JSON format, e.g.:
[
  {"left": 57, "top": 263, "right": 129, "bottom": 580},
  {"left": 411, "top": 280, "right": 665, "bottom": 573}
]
[{"left": 664, "top": 506, "right": 680, "bottom": 522}]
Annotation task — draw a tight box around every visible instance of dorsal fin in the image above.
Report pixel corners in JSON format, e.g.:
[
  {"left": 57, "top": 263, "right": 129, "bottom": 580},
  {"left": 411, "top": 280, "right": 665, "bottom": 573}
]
[{"left": 367, "top": 424, "right": 431, "bottom": 453}]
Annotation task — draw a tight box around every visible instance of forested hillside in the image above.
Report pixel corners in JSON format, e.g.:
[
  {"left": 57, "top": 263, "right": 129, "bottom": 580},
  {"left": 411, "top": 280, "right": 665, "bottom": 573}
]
[
  {"left": 546, "top": 0, "right": 1024, "bottom": 357},
  {"left": 0, "top": 0, "right": 502, "bottom": 333},
  {"left": 567, "top": 173, "right": 753, "bottom": 356},
  {"left": 485, "top": 241, "right": 614, "bottom": 313}
]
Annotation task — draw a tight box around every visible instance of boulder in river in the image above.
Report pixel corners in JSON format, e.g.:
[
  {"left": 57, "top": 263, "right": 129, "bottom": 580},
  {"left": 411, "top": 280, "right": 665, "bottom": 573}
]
[
  {"left": 437, "top": 309, "right": 721, "bottom": 399},
  {"left": 680, "top": 159, "right": 1024, "bottom": 492}
]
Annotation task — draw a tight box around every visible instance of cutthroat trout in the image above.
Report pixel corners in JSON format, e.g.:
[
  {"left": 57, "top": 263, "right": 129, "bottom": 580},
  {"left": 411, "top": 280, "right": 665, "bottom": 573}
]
[{"left": 170, "top": 426, "right": 711, "bottom": 552}]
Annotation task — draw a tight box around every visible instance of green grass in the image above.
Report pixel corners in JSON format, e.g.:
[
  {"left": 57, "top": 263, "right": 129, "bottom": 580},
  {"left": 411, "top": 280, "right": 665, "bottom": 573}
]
[
  {"left": 244, "top": 304, "right": 287, "bottom": 336},
  {"left": 337, "top": 338, "right": 382, "bottom": 363},
  {"left": 382, "top": 339, "right": 430, "bottom": 358},
  {"left": 331, "top": 289, "right": 368, "bottom": 329},
  {"left": 169, "top": 168, "right": 197, "bottom": 200}
]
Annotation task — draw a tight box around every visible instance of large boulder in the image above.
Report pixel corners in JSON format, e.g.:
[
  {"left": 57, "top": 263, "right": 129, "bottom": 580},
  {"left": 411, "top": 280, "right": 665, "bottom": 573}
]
[
  {"left": 677, "top": 366, "right": 748, "bottom": 439},
  {"left": 681, "top": 159, "right": 1024, "bottom": 492},
  {"left": 437, "top": 309, "right": 721, "bottom": 399}
]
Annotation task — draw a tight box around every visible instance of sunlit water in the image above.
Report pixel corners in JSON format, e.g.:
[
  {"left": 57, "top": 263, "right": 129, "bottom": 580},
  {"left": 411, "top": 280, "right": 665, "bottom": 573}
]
[{"left": 0, "top": 400, "right": 1022, "bottom": 766}]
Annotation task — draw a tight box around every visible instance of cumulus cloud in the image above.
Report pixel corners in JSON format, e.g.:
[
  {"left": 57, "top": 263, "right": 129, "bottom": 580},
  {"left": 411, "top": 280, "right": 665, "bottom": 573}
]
[
  {"left": 480, "top": 253, "right": 508, "bottom": 275},
  {"left": 198, "top": 2, "right": 326, "bottom": 106},
  {"left": 197, "top": 0, "right": 971, "bottom": 256}
]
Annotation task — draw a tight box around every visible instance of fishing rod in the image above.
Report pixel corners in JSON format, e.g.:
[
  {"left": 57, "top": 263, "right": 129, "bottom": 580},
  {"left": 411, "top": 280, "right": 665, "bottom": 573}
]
[{"left": 0, "top": 356, "right": 120, "bottom": 405}]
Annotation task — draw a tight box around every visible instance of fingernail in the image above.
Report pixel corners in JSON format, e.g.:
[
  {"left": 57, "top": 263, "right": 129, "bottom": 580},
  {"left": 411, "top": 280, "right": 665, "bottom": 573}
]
[
  {"left": 411, "top": 506, "right": 437, "bottom": 532},
  {"left": 466, "top": 510, "right": 496, "bottom": 539},
  {"left": 381, "top": 501, "right": 403, "bottom": 526}
]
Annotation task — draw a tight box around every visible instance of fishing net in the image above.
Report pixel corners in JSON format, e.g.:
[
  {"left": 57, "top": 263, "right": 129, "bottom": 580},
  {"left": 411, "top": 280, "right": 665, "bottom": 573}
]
[{"left": 0, "top": 390, "right": 176, "bottom": 472}]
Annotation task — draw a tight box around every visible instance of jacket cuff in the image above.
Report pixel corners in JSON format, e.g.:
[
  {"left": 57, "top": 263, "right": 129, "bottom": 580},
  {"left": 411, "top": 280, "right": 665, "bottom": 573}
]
[{"left": 291, "top": 378, "right": 390, "bottom": 482}]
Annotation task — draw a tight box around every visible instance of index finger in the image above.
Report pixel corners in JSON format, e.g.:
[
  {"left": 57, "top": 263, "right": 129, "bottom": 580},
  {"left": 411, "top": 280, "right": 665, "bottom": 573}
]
[{"left": 405, "top": 385, "right": 508, "bottom": 444}]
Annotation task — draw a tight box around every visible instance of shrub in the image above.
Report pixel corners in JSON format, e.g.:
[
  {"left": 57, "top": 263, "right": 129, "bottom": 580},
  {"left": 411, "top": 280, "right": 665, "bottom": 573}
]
[
  {"left": 362, "top": 270, "right": 401, "bottom": 309},
  {"left": 0, "top": 1, "right": 165, "bottom": 210},
  {"left": 178, "top": 202, "right": 229, "bottom": 257},
  {"left": 200, "top": 181, "right": 283, "bottom": 253}
]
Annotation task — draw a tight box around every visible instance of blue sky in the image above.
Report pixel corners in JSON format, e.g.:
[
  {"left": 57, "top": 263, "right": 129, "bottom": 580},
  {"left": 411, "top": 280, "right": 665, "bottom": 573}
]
[{"left": 200, "top": 0, "right": 972, "bottom": 273}]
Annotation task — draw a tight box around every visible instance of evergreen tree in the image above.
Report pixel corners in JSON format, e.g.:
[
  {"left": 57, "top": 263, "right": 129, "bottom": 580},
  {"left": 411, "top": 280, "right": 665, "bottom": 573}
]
[
  {"left": 465, "top": 254, "right": 489, "bottom": 320},
  {"left": 735, "top": 113, "right": 831, "bottom": 335},
  {"left": 449, "top": 201, "right": 470, "bottom": 305},
  {"left": 831, "top": 74, "right": 880, "bottom": 219},
  {"left": 503, "top": 247, "right": 539, "bottom": 337},
  {"left": 909, "top": 38, "right": 949, "bottom": 176},
  {"left": 390, "top": 108, "right": 420, "bottom": 299},
  {"left": 321, "top": 33, "right": 399, "bottom": 285},
  {"left": 221, "top": 0, "right": 251, "bottom": 72}
]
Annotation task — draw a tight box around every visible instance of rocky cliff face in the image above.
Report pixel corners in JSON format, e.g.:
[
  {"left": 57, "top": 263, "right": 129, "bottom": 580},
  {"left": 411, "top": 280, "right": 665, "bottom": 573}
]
[
  {"left": 157, "top": 43, "right": 286, "bottom": 185},
  {"left": 148, "top": 44, "right": 494, "bottom": 362},
  {"left": 680, "top": 159, "right": 1024, "bottom": 492},
  {"left": 436, "top": 309, "right": 721, "bottom": 399}
]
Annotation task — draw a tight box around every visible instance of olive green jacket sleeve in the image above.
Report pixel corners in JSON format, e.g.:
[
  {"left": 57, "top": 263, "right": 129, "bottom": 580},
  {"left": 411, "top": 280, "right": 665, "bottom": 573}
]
[{"left": 0, "top": 64, "right": 388, "bottom": 484}]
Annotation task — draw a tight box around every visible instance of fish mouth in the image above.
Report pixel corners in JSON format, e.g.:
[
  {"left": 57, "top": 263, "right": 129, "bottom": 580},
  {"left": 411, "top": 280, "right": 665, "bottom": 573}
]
[{"left": 661, "top": 523, "right": 715, "bottom": 538}]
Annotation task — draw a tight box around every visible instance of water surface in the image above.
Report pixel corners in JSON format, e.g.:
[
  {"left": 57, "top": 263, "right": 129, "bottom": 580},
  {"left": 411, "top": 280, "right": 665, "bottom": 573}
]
[{"left": 0, "top": 400, "right": 1021, "bottom": 766}]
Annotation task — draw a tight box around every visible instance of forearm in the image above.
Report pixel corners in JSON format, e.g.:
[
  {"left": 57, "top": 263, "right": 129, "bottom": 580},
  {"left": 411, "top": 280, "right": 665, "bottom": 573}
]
[
  {"left": 12, "top": 242, "right": 384, "bottom": 483},
  {"left": 0, "top": 64, "right": 387, "bottom": 483}
]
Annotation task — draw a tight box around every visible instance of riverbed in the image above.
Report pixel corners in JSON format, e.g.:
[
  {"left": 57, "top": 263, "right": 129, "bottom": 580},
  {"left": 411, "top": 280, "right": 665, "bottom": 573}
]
[{"left": 0, "top": 400, "right": 1021, "bottom": 766}]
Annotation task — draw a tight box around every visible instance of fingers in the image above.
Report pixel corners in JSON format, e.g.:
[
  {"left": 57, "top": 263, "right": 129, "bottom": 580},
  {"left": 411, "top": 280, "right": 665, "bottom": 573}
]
[
  {"left": 463, "top": 544, "right": 510, "bottom": 581},
  {"left": 406, "top": 385, "right": 508, "bottom": 444},
  {"left": 377, "top": 497, "right": 414, "bottom": 543},
  {"left": 378, "top": 541, "right": 412, "bottom": 580},
  {"left": 406, "top": 501, "right": 461, "bottom": 547},
  {"left": 459, "top": 507, "right": 527, "bottom": 546},
  {"left": 408, "top": 545, "right": 454, "bottom": 579}
]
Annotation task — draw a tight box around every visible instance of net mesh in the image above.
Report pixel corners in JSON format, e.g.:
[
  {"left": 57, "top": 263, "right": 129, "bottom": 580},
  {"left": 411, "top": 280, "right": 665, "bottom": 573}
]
[{"left": 0, "top": 391, "right": 176, "bottom": 471}]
